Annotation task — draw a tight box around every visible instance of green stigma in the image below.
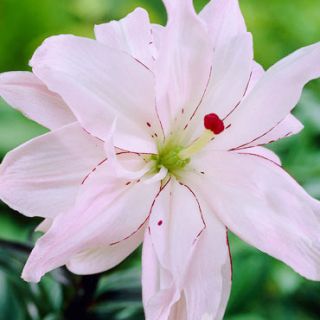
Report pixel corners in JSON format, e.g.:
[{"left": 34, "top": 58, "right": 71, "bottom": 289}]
[{"left": 150, "top": 142, "right": 190, "bottom": 176}]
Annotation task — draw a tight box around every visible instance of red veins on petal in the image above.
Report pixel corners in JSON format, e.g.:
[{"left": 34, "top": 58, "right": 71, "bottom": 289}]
[{"left": 204, "top": 113, "right": 225, "bottom": 134}]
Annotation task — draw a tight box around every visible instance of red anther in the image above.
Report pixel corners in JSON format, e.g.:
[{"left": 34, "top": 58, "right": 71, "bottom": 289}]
[{"left": 204, "top": 113, "right": 225, "bottom": 134}]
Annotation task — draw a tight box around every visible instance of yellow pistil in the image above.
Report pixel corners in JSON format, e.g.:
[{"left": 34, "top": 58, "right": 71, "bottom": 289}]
[{"left": 179, "top": 129, "right": 215, "bottom": 160}]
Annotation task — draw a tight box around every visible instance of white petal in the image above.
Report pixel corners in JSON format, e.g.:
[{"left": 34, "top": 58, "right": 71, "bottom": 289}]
[
  {"left": 67, "top": 226, "right": 144, "bottom": 275},
  {"left": 103, "top": 120, "right": 153, "bottom": 179},
  {"left": 149, "top": 179, "right": 204, "bottom": 281},
  {"left": 143, "top": 178, "right": 205, "bottom": 319},
  {"left": 247, "top": 62, "right": 265, "bottom": 93},
  {"left": 0, "top": 71, "right": 75, "bottom": 129},
  {"left": 0, "top": 122, "right": 105, "bottom": 218},
  {"left": 213, "top": 42, "right": 320, "bottom": 150},
  {"left": 234, "top": 146, "right": 281, "bottom": 166},
  {"left": 143, "top": 166, "right": 168, "bottom": 185},
  {"left": 155, "top": 0, "right": 212, "bottom": 135},
  {"left": 142, "top": 229, "right": 179, "bottom": 320},
  {"left": 244, "top": 64, "right": 303, "bottom": 144},
  {"left": 188, "top": 150, "right": 320, "bottom": 280},
  {"left": 31, "top": 35, "right": 160, "bottom": 153},
  {"left": 22, "top": 156, "right": 160, "bottom": 282},
  {"left": 186, "top": 33, "right": 253, "bottom": 140},
  {"left": 243, "top": 114, "right": 304, "bottom": 148},
  {"left": 95, "top": 8, "right": 154, "bottom": 70},
  {"left": 182, "top": 199, "right": 232, "bottom": 320},
  {"left": 151, "top": 24, "right": 164, "bottom": 60},
  {"left": 35, "top": 218, "right": 53, "bottom": 232},
  {"left": 144, "top": 179, "right": 232, "bottom": 320},
  {"left": 199, "top": 0, "right": 246, "bottom": 48}
]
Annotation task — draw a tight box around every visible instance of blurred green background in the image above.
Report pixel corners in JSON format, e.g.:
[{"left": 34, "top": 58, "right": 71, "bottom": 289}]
[{"left": 0, "top": 0, "right": 320, "bottom": 319}]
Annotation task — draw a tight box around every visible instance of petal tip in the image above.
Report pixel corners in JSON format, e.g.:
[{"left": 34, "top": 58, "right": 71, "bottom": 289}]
[{"left": 21, "top": 265, "right": 43, "bottom": 283}]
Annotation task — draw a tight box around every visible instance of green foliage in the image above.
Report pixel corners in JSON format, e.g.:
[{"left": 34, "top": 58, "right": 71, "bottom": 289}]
[{"left": 1, "top": 0, "right": 320, "bottom": 319}]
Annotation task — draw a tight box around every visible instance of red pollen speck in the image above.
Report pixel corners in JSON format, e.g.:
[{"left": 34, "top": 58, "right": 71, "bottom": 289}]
[
  {"left": 204, "top": 113, "right": 225, "bottom": 134},
  {"left": 157, "top": 220, "right": 163, "bottom": 226}
]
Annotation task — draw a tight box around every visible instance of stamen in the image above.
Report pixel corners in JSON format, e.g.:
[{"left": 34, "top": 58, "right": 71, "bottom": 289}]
[
  {"left": 179, "top": 130, "right": 213, "bottom": 159},
  {"left": 204, "top": 113, "right": 225, "bottom": 134},
  {"left": 179, "top": 113, "right": 224, "bottom": 159}
]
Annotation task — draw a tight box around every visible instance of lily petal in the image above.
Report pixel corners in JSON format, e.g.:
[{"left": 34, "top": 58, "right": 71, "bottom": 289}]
[
  {"left": 212, "top": 42, "right": 320, "bottom": 150},
  {"left": 144, "top": 178, "right": 204, "bottom": 319},
  {"left": 199, "top": 0, "right": 246, "bottom": 48},
  {"left": 182, "top": 199, "right": 232, "bottom": 320},
  {"left": 103, "top": 120, "right": 153, "bottom": 179},
  {"left": 22, "top": 155, "right": 160, "bottom": 282},
  {"left": 0, "top": 122, "right": 104, "bottom": 218},
  {"left": 188, "top": 150, "right": 320, "bottom": 281},
  {"left": 35, "top": 218, "right": 53, "bottom": 233},
  {"left": 234, "top": 146, "right": 281, "bottom": 166},
  {"left": 243, "top": 114, "right": 304, "bottom": 148},
  {"left": 144, "top": 180, "right": 231, "bottom": 319},
  {"left": 0, "top": 71, "right": 75, "bottom": 129},
  {"left": 67, "top": 226, "right": 145, "bottom": 275},
  {"left": 142, "top": 229, "right": 179, "bottom": 320},
  {"left": 30, "top": 35, "right": 160, "bottom": 153},
  {"left": 247, "top": 62, "right": 264, "bottom": 93},
  {"left": 156, "top": 0, "right": 212, "bottom": 135},
  {"left": 151, "top": 24, "right": 164, "bottom": 60},
  {"left": 244, "top": 63, "right": 304, "bottom": 145},
  {"left": 149, "top": 179, "right": 204, "bottom": 281},
  {"left": 95, "top": 8, "right": 154, "bottom": 70},
  {"left": 187, "top": 33, "right": 253, "bottom": 140}
]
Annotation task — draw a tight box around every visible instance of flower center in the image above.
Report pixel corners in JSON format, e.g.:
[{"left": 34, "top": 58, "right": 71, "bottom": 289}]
[
  {"left": 149, "top": 113, "right": 224, "bottom": 177},
  {"left": 150, "top": 142, "right": 190, "bottom": 175}
]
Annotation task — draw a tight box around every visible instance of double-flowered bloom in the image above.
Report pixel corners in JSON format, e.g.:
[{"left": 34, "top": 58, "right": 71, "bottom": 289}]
[{"left": 1, "top": 0, "right": 320, "bottom": 319}]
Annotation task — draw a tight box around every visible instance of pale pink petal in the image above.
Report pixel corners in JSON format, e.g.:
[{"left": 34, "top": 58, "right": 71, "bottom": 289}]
[
  {"left": 186, "top": 33, "right": 253, "bottom": 140},
  {"left": 168, "top": 295, "right": 188, "bottom": 320},
  {"left": 0, "top": 122, "right": 104, "bottom": 218},
  {"left": 241, "top": 62, "right": 303, "bottom": 145},
  {"left": 144, "top": 181, "right": 231, "bottom": 319},
  {"left": 143, "top": 166, "right": 168, "bottom": 185},
  {"left": 243, "top": 114, "right": 304, "bottom": 148},
  {"left": 182, "top": 199, "right": 232, "bottom": 320},
  {"left": 234, "top": 146, "right": 281, "bottom": 165},
  {"left": 142, "top": 229, "right": 179, "bottom": 320},
  {"left": 142, "top": 229, "right": 161, "bottom": 307},
  {"left": 103, "top": 121, "right": 153, "bottom": 179},
  {"left": 22, "top": 156, "right": 160, "bottom": 282},
  {"left": 213, "top": 42, "right": 320, "bottom": 150},
  {"left": 30, "top": 35, "right": 160, "bottom": 153},
  {"left": 188, "top": 150, "right": 320, "bottom": 280},
  {"left": 35, "top": 218, "right": 53, "bottom": 232},
  {"left": 199, "top": 0, "right": 246, "bottom": 48},
  {"left": 143, "top": 178, "right": 205, "bottom": 319},
  {"left": 67, "top": 226, "right": 144, "bottom": 275},
  {"left": 155, "top": 0, "right": 212, "bottom": 135},
  {"left": 245, "top": 63, "right": 303, "bottom": 144},
  {"left": 151, "top": 24, "right": 164, "bottom": 60},
  {"left": 0, "top": 71, "right": 75, "bottom": 129},
  {"left": 94, "top": 8, "right": 154, "bottom": 69},
  {"left": 149, "top": 179, "right": 204, "bottom": 281},
  {"left": 247, "top": 62, "right": 265, "bottom": 93}
]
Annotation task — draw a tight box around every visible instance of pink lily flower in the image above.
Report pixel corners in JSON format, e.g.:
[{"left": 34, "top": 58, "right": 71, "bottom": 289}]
[{"left": 1, "top": 0, "right": 320, "bottom": 319}]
